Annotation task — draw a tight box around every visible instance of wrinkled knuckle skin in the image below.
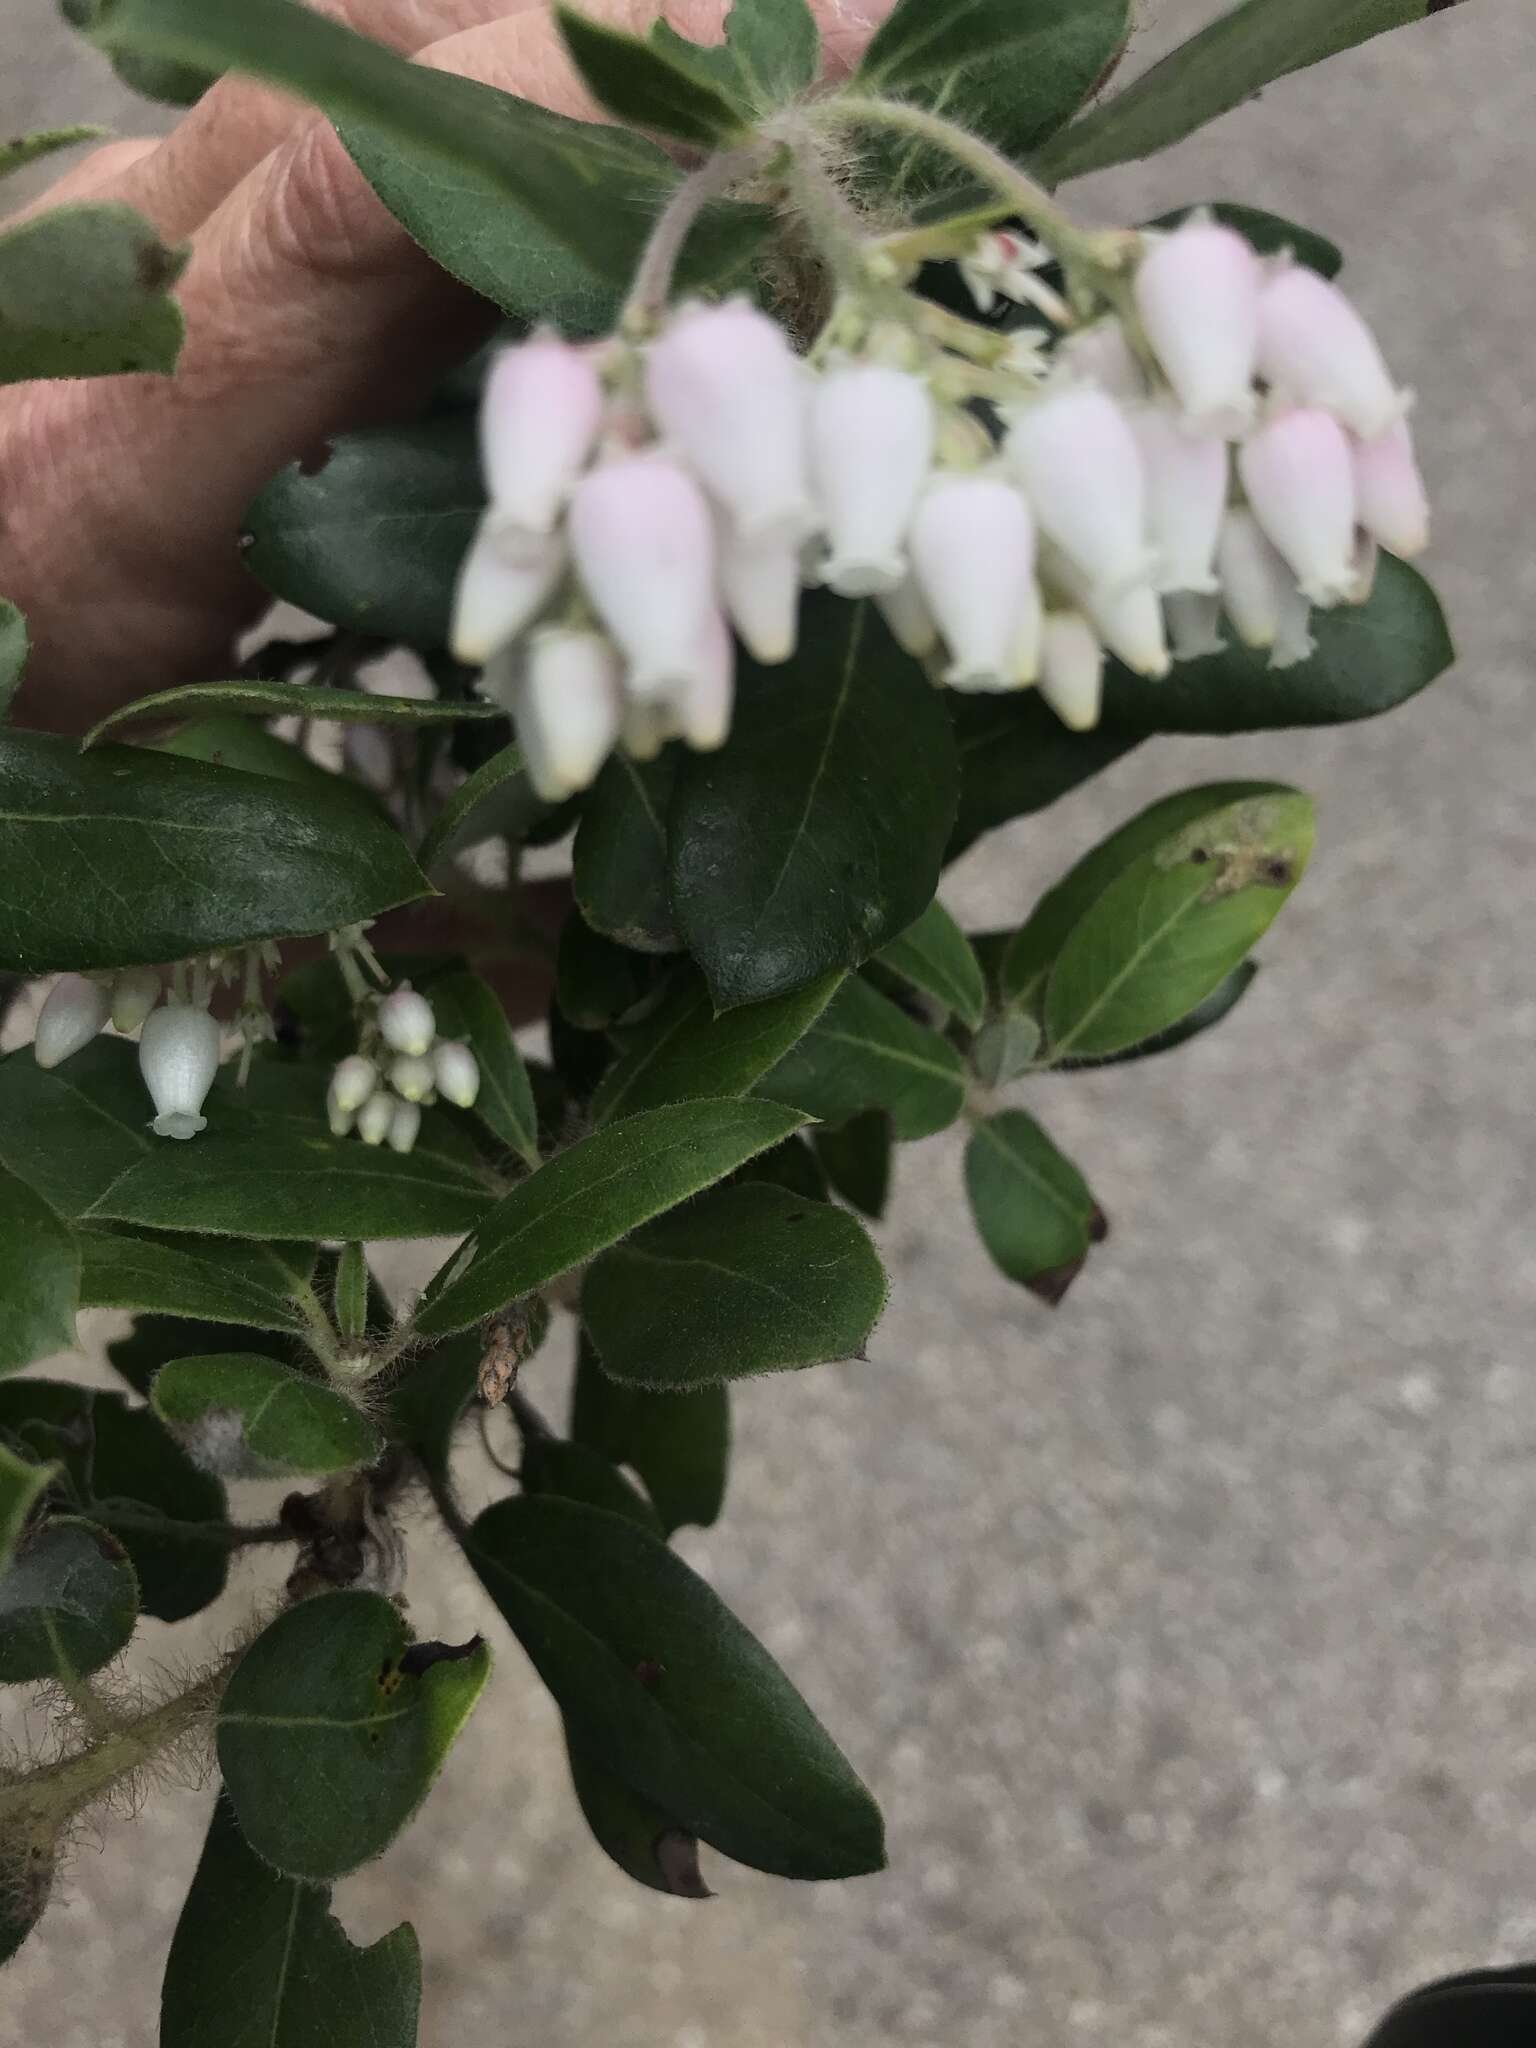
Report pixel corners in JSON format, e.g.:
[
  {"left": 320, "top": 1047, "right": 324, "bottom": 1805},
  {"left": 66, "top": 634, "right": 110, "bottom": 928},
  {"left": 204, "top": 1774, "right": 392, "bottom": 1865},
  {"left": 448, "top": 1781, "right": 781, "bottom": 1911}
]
[{"left": 261, "top": 118, "right": 402, "bottom": 289}]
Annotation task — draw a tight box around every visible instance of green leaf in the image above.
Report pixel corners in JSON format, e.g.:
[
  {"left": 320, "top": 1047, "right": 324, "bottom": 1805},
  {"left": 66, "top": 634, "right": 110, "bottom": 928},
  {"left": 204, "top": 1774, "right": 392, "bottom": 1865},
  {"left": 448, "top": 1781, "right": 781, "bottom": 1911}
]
[
  {"left": 725, "top": 0, "right": 821, "bottom": 108},
  {"left": 1361, "top": 1969, "right": 1536, "bottom": 2048},
  {"left": 1148, "top": 201, "right": 1342, "bottom": 278},
  {"left": 333, "top": 1243, "right": 369, "bottom": 1346},
  {"left": 77, "top": 1229, "right": 316, "bottom": 1335},
  {"left": 148, "top": 714, "right": 351, "bottom": 792},
  {"left": 557, "top": 918, "right": 655, "bottom": 1032},
  {"left": 812, "top": 1111, "right": 892, "bottom": 1221},
  {"left": 876, "top": 900, "right": 985, "bottom": 1029},
  {"left": 583, "top": 1182, "right": 886, "bottom": 1388},
  {"left": 970, "top": 1010, "right": 1042, "bottom": 1086},
  {"left": 415, "top": 743, "right": 546, "bottom": 873},
  {"left": 965, "top": 1110, "right": 1105, "bottom": 1304},
  {"left": 0, "top": 1516, "right": 138, "bottom": 1684},
  {"left": 1052, "top": 959, "right": 1260, "bottom": 1071},
  {"left": 413, "top": 1097, "right": 807, "bottom": 1338},
  {"left": 522, "top": 1436, "right": 662, "bottom": 1533},
  {"left": 218, "top": 1590, "right": 490, "bottom": 1881},
  {"left": 1039, "top": 0, "right": 1455, "bottom": 183},
  {"left": 671, "top": 596, "right": 959, "bottom": 1009},
  {"left": 0, "top": 730, "right": 430, "bottom": 974},
  {"left": 1043, "top": 787, "right": 1315, "bottom": 1061},
  {"left": 107, "top": 1314, "right": 291, "bottom": 1402},
  {"left": 857, "top": 0, "right": 1130, "bottom": 162},
  {"left": 742, "top": 1133, "right": 829, "bottom": 1202},
  {"left": 0, "top": 127, "right": 108, "bottom": 182},
  {"left": 571, "top": 1336, "right": 728, "bottom": 1534},
  {"left": 0, "top": 1042, "right": 494, "bottom": 1243},
  {"left": 86, "top": 678, "right": 502, "bottom": 749},
  {"left": 0, "top": 1168, "right": 79, "bottom": 1378},
  {"left": 0, "top": 202, "right": 185, "bottom": 384},
  {"left": 565, "top": 1737, "right": 711, "bottom": 1897},
  {"left": 572, "top": 751, "right": 684, "bottom": 955},
  {"left": 0, "top": 1444, "right": 54, "bottom": 1575},
  {"left": 758, "top": 974, "right": 966, "bottom": 1141},
  {"left": 242, "top": 418, "right": 483, "bottom": 650},
  {"left": 947, "top": 692, "right": 1136, "bottom": 858},
  {"left": 465, "top": 1496, "right": 884, "bottom": 1878},
  {"left": 425, "top": 969, "right": 541, "bottom": 1169},
  {"left": 0, "top": 601, "right": 27, "bottom": 718},
  {"left": 152, "top": 1354, "right": 382, "bottom": 1479},
  {"left": 109, "top": 47, "right": 216, "bottom": 103},
  {"left": 592, "top": 968, "right": 842, "bottom": 1125},
  {"left": 162, "top": 1794, "right": 422, "bottom": 2048},
  {"left": 0, "top": 1379, "right": 228, "bottom": 1622},
  {"left": 555, "top": 7, "right": 750, "bottom": 146}
]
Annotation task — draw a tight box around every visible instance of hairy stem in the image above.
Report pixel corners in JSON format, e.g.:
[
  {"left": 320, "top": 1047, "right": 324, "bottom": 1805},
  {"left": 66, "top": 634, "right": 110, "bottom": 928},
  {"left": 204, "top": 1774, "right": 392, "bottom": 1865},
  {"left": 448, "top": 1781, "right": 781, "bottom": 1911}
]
[
  {"left": 291, "top": 1275, "right": 342, "bottom": 1374},
  {"left": 90, "top": 1505, "right": 290, "bottom": 1549},
  {"left": 622, "top": 147, "right": 761, "bottom": 331}
]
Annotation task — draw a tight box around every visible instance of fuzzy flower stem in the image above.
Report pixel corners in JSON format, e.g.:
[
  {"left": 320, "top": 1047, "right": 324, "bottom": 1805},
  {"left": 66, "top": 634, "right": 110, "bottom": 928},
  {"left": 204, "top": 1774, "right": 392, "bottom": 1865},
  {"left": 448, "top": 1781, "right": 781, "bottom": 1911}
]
[
  {"left": 622, "top": 147, "right": 762, "bottom": 333},
  {"left": 773, "top": 118, "right": 876, "bottom": 292}
]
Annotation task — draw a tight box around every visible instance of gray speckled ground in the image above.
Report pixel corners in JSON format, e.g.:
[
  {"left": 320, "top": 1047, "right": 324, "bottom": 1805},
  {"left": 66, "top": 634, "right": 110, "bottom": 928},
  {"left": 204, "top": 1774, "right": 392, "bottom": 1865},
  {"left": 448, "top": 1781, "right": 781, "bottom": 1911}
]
[{"left": 6, "top": 3, "right": 1536, "bottom": 2044}]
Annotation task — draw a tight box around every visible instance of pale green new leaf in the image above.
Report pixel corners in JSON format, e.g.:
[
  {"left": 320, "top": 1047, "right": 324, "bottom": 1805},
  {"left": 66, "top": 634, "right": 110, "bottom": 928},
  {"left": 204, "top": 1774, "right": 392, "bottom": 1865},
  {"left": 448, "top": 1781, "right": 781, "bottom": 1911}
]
[{"left": 0, "top": 202, "right": 186, "bottom": 384}]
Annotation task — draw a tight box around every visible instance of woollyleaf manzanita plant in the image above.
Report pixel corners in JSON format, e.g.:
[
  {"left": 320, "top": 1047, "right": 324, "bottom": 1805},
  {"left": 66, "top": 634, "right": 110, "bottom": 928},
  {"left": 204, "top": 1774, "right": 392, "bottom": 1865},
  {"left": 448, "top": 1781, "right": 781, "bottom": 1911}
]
[{"left": 0, "top": 0, "right": 1468, "bottom": 2037}]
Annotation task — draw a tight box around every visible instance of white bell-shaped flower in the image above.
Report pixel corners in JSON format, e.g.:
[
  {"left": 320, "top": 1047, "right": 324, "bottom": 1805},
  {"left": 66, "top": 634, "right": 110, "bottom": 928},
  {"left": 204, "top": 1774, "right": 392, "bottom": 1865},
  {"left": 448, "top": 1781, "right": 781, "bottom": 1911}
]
[
  {"left": 357, "top": 1090, "right": 395, "bottom": 1147},
  {"left": 1037, "top": 612, "right": 1105, "bottom": 731},
  {"left": 569, "top": 453, "right": 717, "bottom": 700},
  {"left": 139, "top": 1003, "right": 221, "bottom": 1141},
  {"left": 109, "top": 966, "right": 161, "bottom": 1036},
  {"left": 1056, "top": 319, "right": 1146, "bottom": 403},
  {"left": 1165, "top": 591, "right": 1225, "bottom": 662},
  {"left": 1347, "top": 534, "right": 1379, "bottom": 608},
  {"left": 1131, "top": 405, "right": 1229, "bottom": 595},
  {"left": 1238, "top": 408, "right": 1359, "bottom": 606},
  {"left": 34, "top": 974, "right": 110, "bottom": 1070},
  {"left": 378, "top": 986, "right": 436, "bottom": 1058},
  {"left": 716, "top": 522, "right": 801, "bottom": 665},
  {"left": 910, "top": 473, "right": 1037, "bottom": 693},
  {"left": 1270, "top": 583, "right": 1318, "bottom": 672},
  {"left": 451, "top": 518, "right": 566, "bottom": 666},
  {"left": 808, "top": 364, "right": 935, "bottom": 598},
  {"left": 1013, "top": 575, "right": 1044, "bottom": 688},
  {"left": 433, "top": 1040, "right": 481, "bottom": 1110},
  {"left": 389, "top": 1052, "right": 435, "bottom": 1104},
  {"left": 1006, "top": 385, "right": 1149, "bottom": 599},
  {"left": 645, "top": 300, "right": 815, "bottom": 547},
  {"left": 508, "top": 628, "right": 624, "bottom": 802},
  {"left": 330, "top": 1054, "right": 378, "bottom": 1115},
  {"left": 1087, "top": 582, "right": 1170, "bottom": 679},
  {"left": 1255, "top": 262, "right": 1407, "bottom": 439},
  {"left": 669, "top": 609, "right": 735, "bottom": 754},
  {"left": 1134, "top": 218, "right": 1261, "bottom": 438},
  {"left": 1352, "top": 419, "right": 1429, "bottom": 558},
  {"left": 1215, "top": 507, "right": 1294, "bottom": 650},
  {"left": 480, "top": 332, "right": 604, "bottom": 547},
  {"left": 387, "top": 1097, "right": 422, "bottom": 1155},
  {"left": 875, "top": 576, "right": 939, "bottom": 660}
]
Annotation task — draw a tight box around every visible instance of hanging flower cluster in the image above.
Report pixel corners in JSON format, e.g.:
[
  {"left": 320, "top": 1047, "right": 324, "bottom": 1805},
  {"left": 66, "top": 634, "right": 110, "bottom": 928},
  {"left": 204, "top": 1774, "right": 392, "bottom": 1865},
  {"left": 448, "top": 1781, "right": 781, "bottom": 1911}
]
[{"left": 325, "top": 983, "right": 481, "bottom": 1157}]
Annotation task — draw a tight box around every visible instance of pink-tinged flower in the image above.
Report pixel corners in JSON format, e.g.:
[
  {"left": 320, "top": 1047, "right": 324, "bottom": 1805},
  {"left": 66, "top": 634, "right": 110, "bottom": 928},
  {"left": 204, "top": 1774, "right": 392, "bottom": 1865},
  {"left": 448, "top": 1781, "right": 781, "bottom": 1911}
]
[
  {"left": 875, "top": 577, "right": 939, "bottom": 660},
  {"left": 1256, "top": 263, "right": 1407, "bottom": 439},
  {"left": 1165, "top": 592, "right": 1225, "bottom": 662},
  {"left": 1238, "top": 408, "right": 1359, "bottom": 606},
  {"left": 508, "top": 628, "right": 623, "bottom": 802},
  {"left": 357, "top": 1091, "right": 395, "bottom": 1147},
  {"left": 1037, "top": 611, "right": 1105, "bottom": 731},
  {"left": 1006, "top": 385, "right": 1149, "bottom": 599},
  {"left": 671, "top": 609, "right": 735, "bottom": 754},
  {"left": 716, "top": 523, "right": 802, "bottom": 665},
  {"left": 433, "top": 1041, "right": 480, "bottom": 1110},
  {"left": 1352, "top": 419, "right": 1429, "bottom": 558},
  {"left": 645, "top": 300, "right": 815, "bottom": 547},
  {"left": 450, "top": 518, "right": 565, "bottom": 666},
  {"left": 1134, "top": 218, "right": 1261, "bottom": 438},
  {"left": 1215, "top": 507, "right": 1293, "bottom": 650},
  {"left": 959, "top": 230, "right": 1060, "bottom": 321},
  {"left": 330, "top": 1054, "right": 378, "bottom": 1115},
  {"left": 809, "top": 364, "right": 936, "bottom": 597},
  {"left": 387, "top": 1098, "right": 422, "bottom": 1155},
  {"left": 1131, "top": 406, "right": 1229, "bottom": 595},
  {"left": 480, "top": 332, "right": 604, "bottom": 546},
  {"left": 568, "top": 454, "right": 717, "bottom": 699},
  {"left": 139, "top": 1004, "right": 221, "bottom": 1140},
  {"left": 910, "top": 474, "right": 1038, "bottom": 693},
  {"left": 33, "top": 974, "right": 110, "bottom": 1069},
  {"left": 378, "top": 986, "right": 436, "bottom": 1058},
  {"left": 109, "top": 966, "right": 160, "bottom": 1036},
  {"left": 1057, "top": 319, "right": 1147, "bottom": 403}
]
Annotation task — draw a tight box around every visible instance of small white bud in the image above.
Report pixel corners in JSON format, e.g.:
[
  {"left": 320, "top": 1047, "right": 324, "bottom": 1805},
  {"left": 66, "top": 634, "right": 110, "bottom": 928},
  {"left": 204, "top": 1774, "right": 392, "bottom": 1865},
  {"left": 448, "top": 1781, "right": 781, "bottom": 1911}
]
[
  {"left": 509, "top": 627, "right": 624, "bottom": 803},
  {"left": 1130, "top": 405, "right": 1229, "bottom": 595},
  {"left": 1215, "top": 507, "right": 1294, "bottom": 650},
  {"left": 1165, "top": 591, "right": 1226, "bottom": 663},
  {"left": 389, "top": 1052, "right": 435, "bottom": 1104},
  {"left": 1134, "top": 218, "right": 1261, "bottom": 438},
  {"left": 139, "top": 1004, "right": 221, "bottom": 1140},
  {"left": 109, "top": 966, "right": 161, "bottom": 1036},
  {"left": 1037, "top": 612, "right": 1105, "bottom": 732},
  {"left": 645, "top": 300, "right": 815, "bottom": 547},
  {"left": 357, "top": 1090, "right": 395, "bottom": 1147},
  {"left": 433, "top": 1040, "right": 481, "bottom": 1110},
  {"left": 875, "top": 576, "right": 940, "bottom": 660},
  {"left": 716, "top": 523, "right": 802, "bottom": 666},
  {"left": 568, "top": 454, "right": 717, "bottom": 701},
  {"left": 1056, "top": 319, "right": 1147, "bottom": 403},
  {"left": 808, "top": 364, "right": 936, "bottom": 598},
  {"left": 1352, "top": 419, "right": 1429, "bottom": 558},
  {"left": 910, "top": 474, "right": 1038, "bottom": 694},
  {"left": 1238, "top": 408, "right": 1359, "bottom": 606},
  {"left": 326, "top": 1083, "right": 357, "bottom": 1139},
  {"left": 1255, "top": 262, "right": 1407, "bottom": 439},
  {"left": 1006, "top": 385, "right": 1150, "bottom": 599},
  {"left": 387, "top": 1097, "right": 422, "bottom": 1155},
  {"left": 480, "top": 332, "right": 604, "bottom": 546},
  {"left": 450, "top": 516, "right": 566, "bottom": 666},
  {"left": 330, "top": 1054, "right": 379, "bottom": 1115},
  {"left": 378, "top": 986, "right": 436, "bottom": 1058},
  {"left": 34, "top": 974, "right": 110, "bottom": 1069}
]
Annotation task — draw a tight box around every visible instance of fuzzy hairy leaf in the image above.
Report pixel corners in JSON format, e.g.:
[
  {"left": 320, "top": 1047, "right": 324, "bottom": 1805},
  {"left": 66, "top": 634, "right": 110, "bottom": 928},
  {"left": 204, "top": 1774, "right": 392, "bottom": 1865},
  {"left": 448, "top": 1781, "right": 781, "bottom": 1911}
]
[
  {"left": 0, "top": 1167, "right": 79, "bottom": 1378},
  {"left": 77, "top": 1229, "right": 316, "bottom": 1335},
  {"left": 571, "top": 1336, "right": 729, "bottom": 1534},
  {"left": 0, "top": 1517, "right": 137, "bottom": 1684},
  {"left": 876, "top": 901, "right": 985, "bottom": 1029},
  {"left": 152, "top": 1354, "right": 382, "bottom": 1479},
  {"left": 758, "top": 975, "right": 965, "bottom": 1141},
  {"left": 0, "top": 201, "right": 185, "bottom": 383},
  {"left": 573, "top": 751, "right": 684, "bottom": 955},
  {"left": 556, "top": 6, "right": 751, "bottom": 145}
]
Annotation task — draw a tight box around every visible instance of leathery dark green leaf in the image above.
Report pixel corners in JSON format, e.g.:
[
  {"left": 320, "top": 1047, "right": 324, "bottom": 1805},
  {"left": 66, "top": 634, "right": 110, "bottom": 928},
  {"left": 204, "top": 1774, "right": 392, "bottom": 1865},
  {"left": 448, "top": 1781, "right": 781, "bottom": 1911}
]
[
  {"left": 85, "top": 677, "right": 503, "bottom": 749},
  {"left": 571, "top": 1336, "right": 729, "bottom": 1534},
  {"left": 876, "top": 900, "right": 986, "bottom": 1028},
  {"left": 76, "top": 1228, "right": 316, "bottom": 1335},
  {"left": 0, "top": 1516, "right": 138, "bottom": 1684},
  {"left": 151, "top": 1354, "right": 382, "bottom": 1479},
  {"left": 965, "top": 1110, "right": 1105, "bottom": 1303},
  {"left": 0, "top": 1167, "right": 80, "bottom": 1378},
  {"left": 758, "top": 974, "right": 965, "bottom": 1141},
  {"left": 572, "top": 750, "right": 684, "bottom": 955}
]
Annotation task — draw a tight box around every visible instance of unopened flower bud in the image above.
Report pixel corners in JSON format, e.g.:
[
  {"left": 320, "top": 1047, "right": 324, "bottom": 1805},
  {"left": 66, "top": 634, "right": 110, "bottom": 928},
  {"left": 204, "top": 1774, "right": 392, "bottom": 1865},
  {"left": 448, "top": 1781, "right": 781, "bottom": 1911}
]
[
  {"left": 1131, "top": 406, "right": 1229, "bottom": 595},
  {"left": 378, "top": 986, "right": 436, "bottom": 1057},
  {"left": 1352, "top": 419, "right": 1429, "bottom": 558},
  {"left": 809, "top": 364, "right": 935, "bottom": 598},
  {"left": 1134, "top": 218, "right": 1261, "bottom": 438},
  {"left": 357, "top": 1090, "right": 395, "bottom": 1147},
  {"left": 716, "top": 524, "right": 801, "bottom": 666},
  {"left": 451, "top": 519, "right": 566, "bottom": 667},
  {"left": 481, "top": 332, "right": 604, "bottom": 545},
  {"left": 34, "top": 974, "right": 110, "bottom": 1069},
  {"left": 1037, "top": 611, "right": 1105, "bottom": 732},
  {"left": 510, "top": 627, "right": 624, "bottom": 802},
  {"left": 330, "top": 1054, "right": 378, "bottom": 1115},
  {"left": 1087, "top": 582, "right": 1170, "bottom": 680},
  {"left": 1165, "top": 591, "right": 1225, "bottom": 663},
  {"left": 109, "top": 966, "right": 161, "bottom": 1036},
  {"left": 1006, "top": 385, "right": 1149, "bottom": 599},
  {"left": 876, "top": 576, "right": 940, "bottom": 660},
  {"left": 669, "top": 609, "right": 735, "bottom": 754},
  {"left": 645, "top": 300, "right": 814, "bottom": 547},
  {"left": 1056, "top": 319, "right": 1146, "bottom": 403},
  {"left": 1256, "top": 262, "right": 1407, "bottom": 439},
  {"left": 910, "top": 474, "right": 1038, "bottom": 693},
  {"left": 327, "top": 1083, "right": 356, "bottom": 1138},
  {"left": 569, "top": 454, "right": 717, "bottom": 700},
  {"left": 1238, "top": 408, "right": 1359, "bottom": 606},
  {"left": 389, "top": 1052, "right": 435, "bottom": 1104},
  {"left": 433, "top": 1040, "right": 481, "bottom": 1110},
  {"left": 139, "top": 1003, "right": 221, "bottom": 1140},
  {"left": 387, "top": 1097, "right": 422, "bottom": 1155},
  {"left": 1215, "top": 507, "right": 1293, "bottom": 650}
]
